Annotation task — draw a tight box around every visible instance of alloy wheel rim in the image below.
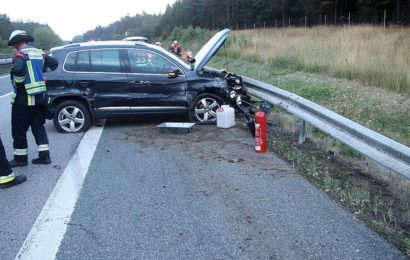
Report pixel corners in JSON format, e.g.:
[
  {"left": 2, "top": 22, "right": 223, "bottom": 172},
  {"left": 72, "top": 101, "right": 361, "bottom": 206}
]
[
  {"left": 194, "top": 97, "right": 220, "bottom": 122},
  {"left": 58, "top": 106, "right": 85, "bottom": 132}
]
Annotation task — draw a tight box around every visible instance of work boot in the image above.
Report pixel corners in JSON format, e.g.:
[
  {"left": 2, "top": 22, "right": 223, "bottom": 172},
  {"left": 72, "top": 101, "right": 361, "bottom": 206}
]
[
  {"left": 0, "top": 174, "right": 26, "bottom": 189},
  {"left": 32, "top": 156, "right": 51, "bottom": 165},
  {"left": 9, "top": 159, "right": 28, "bottom": 168}
]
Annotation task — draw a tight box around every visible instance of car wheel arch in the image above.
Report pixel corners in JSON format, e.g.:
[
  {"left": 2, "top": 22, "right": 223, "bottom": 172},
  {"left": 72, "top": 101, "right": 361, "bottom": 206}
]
[
  {"left": 191, "top": 87, "right": 226, "bottom": 101},
  {"left": 52, "top": 95, "right": 93, "bottom": 117}
]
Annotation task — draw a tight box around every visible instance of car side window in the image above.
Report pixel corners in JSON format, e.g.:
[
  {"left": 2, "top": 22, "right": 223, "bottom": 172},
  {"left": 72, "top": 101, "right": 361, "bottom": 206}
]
[
  {"left": 68, "top": 50, "right": 121, "bottom": 73},
  {"left": 77, "top": 51, "right": 91, "bottom": 71},
  {"left": 127, "top": 49, "right": 179, "bottom": 74},
  {"left": 90, "top": 50, "right": 121, "bottom": 73},
  {"left": 64, "top": 52, "right": 77, "bottom": 71}
]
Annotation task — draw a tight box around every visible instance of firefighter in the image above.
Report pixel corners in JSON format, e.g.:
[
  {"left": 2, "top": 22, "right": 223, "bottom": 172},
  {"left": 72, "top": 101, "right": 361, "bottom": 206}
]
[
  {"left": 173, "top": 40, "right": 182, "bottom": 56},
  {"left": 7, "top": 30, "right": 58, "bottom": 167},
  {"left": 0, "top": 134, "right": 26, "bottom": 189},
  {"left": 168, "top": 43, "right": 175, "bottom": 52}
]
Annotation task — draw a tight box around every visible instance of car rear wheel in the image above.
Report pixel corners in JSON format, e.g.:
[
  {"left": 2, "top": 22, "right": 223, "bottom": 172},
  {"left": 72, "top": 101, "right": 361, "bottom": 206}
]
[
  {"left": 53, "top": 100, "right": 91, "bottom": 133},
  {"left": 189, "top": 93, "right": 224, "bottom": 124}
]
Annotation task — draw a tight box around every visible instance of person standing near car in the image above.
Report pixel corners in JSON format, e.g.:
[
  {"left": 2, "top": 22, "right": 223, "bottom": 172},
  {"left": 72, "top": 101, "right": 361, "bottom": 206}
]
[
  {"left": 0, "top": 134, "right": 26, "bottom": 189},
  {"left": 7, "top": 30, "right": 58, "bottom": 167},
  {"left": 173, "top": 40, "right": 182, "bottom": 56}
]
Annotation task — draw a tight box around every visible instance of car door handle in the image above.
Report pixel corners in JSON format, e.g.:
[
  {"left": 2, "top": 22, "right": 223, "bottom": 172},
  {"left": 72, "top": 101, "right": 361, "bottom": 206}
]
[
  {"left": 131, "top": 80, "right": 150, "bottom": 86},
  {"left": 77, "top": 81, "right": 90, "bottom": 87}
]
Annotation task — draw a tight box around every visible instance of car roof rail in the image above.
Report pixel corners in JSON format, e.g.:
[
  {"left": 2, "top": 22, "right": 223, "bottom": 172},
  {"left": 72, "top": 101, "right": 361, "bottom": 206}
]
[{"left": 64, "top": 43, "right": 80, "bottom": 48}]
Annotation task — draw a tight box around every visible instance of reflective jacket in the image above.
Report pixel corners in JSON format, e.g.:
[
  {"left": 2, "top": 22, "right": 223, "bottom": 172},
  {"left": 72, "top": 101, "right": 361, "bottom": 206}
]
[
  {"left": 14, "top": 45, "right": 46, "bottom": 95},
  {"left": 11, "top": 45, "right": 58, "bottom": 106}
]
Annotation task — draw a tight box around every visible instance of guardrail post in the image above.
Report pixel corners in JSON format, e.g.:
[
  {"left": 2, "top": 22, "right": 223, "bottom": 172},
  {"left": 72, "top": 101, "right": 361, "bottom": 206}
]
[{"left": 298, "top": 120, "right": 306, "bottom": 144}]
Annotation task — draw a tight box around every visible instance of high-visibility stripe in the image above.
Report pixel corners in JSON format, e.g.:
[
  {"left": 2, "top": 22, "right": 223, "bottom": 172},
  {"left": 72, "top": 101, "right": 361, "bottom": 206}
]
[
  {"left": 0, "top": 173, "right": 16, "bottom": 184},
  {"left": 27, "top": 95, "right": 36, "bottom": 106},
  {"left": 14, "top": 149, "right": 28, "bottom": 156},
  {"left": 14, "top": 75, "right": 26, "bottom": 83},
  {"left": 11, "top": 93, "right": 16, "bottom": 104},
  {"left": 38, "top": 144, "right": 49, "bottom": 152},
  {"left": 25, "top": 60, "right": 46, "bottom": 95},
  {"left": 25, "top": 81, "right": 46, "bottom": 89},
  {"left": 26, "top": 60, "right": 36, "bottom": 83},
  {"left": 25, "top": 80, "right": 46, "bottom": 96},
  {"left": 27, "top": 87, "right": 46, "bottom": 96},
  {"left": 26, "top": 85, "right": 46, "bottom": 91}
]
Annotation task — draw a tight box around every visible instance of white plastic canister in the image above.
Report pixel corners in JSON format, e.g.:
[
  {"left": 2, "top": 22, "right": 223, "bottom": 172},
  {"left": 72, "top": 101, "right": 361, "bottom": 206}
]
[{"left": 216, "top": 105, "right": 235, "bottom": 128}]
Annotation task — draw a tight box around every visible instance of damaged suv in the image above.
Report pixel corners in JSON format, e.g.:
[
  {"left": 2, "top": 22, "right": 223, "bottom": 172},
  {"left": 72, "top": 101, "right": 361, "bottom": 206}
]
[{"left": 46, "top": 29, "right": 244, "bottom": 133}]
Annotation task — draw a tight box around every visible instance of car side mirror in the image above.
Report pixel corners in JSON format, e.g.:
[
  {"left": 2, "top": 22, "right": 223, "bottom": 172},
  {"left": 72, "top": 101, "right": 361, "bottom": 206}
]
[{"left": 168, "top": 69, "right": 180, "bottom": 79}]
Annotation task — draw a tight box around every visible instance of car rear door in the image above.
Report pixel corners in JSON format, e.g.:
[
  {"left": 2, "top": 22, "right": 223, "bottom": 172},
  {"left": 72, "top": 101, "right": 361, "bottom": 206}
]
[
  {"left": 124, "top": 48, "right": 188, "bottom": 114},
  {"left": 72, "top": 49, "right": 130, "bottom": 117}
]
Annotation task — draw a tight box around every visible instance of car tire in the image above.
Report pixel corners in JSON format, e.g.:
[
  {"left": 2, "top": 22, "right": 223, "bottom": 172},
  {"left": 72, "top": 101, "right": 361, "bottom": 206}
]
[
  {"left": 189, "top": 93, "right": 224, "bottom": 124},
  {"left": 53, "top": 100, "right": 91, "bottom": 133}
]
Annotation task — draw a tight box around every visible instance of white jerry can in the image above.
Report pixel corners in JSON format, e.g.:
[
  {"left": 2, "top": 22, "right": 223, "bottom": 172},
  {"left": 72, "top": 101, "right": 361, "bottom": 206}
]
[{"left": 216, "top": 105, "right": 235, "bottom": 128}]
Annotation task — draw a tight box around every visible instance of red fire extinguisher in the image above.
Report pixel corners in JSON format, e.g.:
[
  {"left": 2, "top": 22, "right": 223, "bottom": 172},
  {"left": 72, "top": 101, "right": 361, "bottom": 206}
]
[{"left": 255, "top": 109, "right": 267, "bottom": 153}]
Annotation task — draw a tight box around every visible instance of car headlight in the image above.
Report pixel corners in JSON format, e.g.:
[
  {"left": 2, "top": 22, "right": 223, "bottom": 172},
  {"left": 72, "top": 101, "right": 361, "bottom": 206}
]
[{"left": 230, "top": 90, "right": 237, "bottom": 99}]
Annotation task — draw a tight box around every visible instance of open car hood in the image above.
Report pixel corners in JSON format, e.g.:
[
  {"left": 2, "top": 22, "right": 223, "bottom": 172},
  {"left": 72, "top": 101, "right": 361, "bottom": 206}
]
[{"left": 194, "top": 29, "right": 230, "bottom": 71}]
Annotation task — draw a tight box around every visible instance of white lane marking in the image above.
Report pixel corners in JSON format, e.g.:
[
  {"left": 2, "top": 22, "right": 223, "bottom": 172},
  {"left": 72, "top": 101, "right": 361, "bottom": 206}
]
[
  {"left": 15, "top": 123, "right": 106, "bottom": 260},
  {"left": 0, "top": 74, "right": 10, "bottom": 79},
  {"left": 0, "top": 92, "right": 12, "bottom": 99}
]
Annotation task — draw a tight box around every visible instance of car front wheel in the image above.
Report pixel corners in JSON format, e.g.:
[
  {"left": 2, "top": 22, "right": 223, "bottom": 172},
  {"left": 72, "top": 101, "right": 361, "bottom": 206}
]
[
  {"left": 53, "top": 100, "right": 91, "bottom": 133},
  {"left": 189, "top": 93, "right": 224, "bottom": 124}
]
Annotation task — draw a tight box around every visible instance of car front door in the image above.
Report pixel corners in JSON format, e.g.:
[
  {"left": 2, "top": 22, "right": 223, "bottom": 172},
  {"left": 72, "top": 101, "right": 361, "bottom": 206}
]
[
  {"left": 72, "top": 49, "right": 130, "bottom": 117},
  {"left": 124, "top": 49, "right": 188, "bottom": 114}
]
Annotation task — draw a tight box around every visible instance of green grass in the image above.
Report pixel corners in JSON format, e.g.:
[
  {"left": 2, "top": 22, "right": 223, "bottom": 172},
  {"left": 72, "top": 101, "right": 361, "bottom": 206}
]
[
  {"left": 264, "top": 122, "right": 410, "bottom": 256},
  {"left": 176, "top": 26, "right": 410, "bottom": 256},
  {"left": 209, "top": 56, "right": 410, "bottom": 147},
  {"left": 208, "top": 52, "right": 410, "bottom": 257}
]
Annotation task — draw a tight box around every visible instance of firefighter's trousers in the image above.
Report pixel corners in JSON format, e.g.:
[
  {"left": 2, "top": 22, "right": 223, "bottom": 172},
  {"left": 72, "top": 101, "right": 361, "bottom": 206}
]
[
  {"left": 0, "top": 135, "right": 12, "bottom": 177},
  {"left": 12, "top": 104, "right": 50, "bottom": 161}
]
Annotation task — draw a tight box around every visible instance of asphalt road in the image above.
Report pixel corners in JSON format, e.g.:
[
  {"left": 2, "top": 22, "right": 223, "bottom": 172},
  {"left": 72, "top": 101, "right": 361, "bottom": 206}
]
[
  {"left": 0, "top": 75, "right": 84, "bottom": 260},
  {"left": 0, "top": 73, "right": 406, "bottom": 259},
  {"left": 0, "top": 74, "right": 12, "bottom": 97},
  {"left": 56, "top": 121, "right": 404, "bottom": 259}
]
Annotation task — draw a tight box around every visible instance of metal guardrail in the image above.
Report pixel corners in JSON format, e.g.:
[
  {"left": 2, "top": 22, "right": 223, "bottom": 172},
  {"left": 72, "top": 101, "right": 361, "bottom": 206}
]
[
  {"left": 243, "top": 76, "right": 410, "bottom": 180},
  {"left": 0, "top": 54, "right": 13, "bottom": 65}
]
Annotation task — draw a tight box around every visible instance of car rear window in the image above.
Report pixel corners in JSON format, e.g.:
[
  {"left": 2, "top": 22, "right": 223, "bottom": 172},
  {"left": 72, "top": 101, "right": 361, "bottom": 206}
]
[{"left": 64, "top": 49, "right": 122, "bottom": 73}]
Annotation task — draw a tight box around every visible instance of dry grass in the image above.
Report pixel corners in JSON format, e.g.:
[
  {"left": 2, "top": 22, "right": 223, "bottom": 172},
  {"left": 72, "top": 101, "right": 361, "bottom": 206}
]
[
  {"left": 203, "top": 27, "right": 410, "bottom": 256},
  {"left": 229, "top": 26, "right": 410, "bottom": 93}
]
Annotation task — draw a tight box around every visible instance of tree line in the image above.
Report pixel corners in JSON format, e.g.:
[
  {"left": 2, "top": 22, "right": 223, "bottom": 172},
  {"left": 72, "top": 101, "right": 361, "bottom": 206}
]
[
  {"left": 3, "top": 0, "right": 406, "bottom": 46},
  {"left": 0, "top": 14, "right": 63, "bottom": 53},
  {"left": 157, "top": 0, "right": 410, "bottom": 34},
  {"left": 78, "top": 0, "right": 409, "bottom": 43}
]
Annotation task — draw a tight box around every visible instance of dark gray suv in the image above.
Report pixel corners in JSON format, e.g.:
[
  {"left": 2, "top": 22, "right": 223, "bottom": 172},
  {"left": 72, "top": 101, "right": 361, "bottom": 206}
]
[{"left": 46, "top": 29, "right": 244, "bottom": 133}]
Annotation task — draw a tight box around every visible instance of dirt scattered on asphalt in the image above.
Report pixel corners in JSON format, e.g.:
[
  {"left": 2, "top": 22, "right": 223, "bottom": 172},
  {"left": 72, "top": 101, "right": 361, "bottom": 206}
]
[{"left": 121, "top": 121, "right": 296, "bottom": 176}]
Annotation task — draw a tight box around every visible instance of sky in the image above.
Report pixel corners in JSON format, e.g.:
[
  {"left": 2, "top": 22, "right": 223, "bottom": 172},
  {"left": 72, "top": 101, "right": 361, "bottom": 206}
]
[{"left": 2, "top": 0, "right": 177, "bottom": 41}]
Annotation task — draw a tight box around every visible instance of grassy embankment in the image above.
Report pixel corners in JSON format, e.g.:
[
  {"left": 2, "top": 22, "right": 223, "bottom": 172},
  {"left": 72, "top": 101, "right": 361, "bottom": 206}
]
[{"left": 171, "top": 26, "right": 410, "bottom": 256}]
